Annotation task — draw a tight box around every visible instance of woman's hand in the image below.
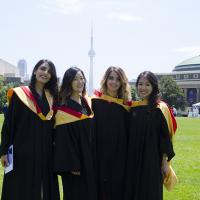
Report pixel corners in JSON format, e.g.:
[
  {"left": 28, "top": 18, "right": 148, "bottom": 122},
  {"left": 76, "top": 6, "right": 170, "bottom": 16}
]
[
  {"left": 161, "top": 157, "right": 170, "bottom": 179},
  {"left": 1, "top": 155, "right": 9, "bottom": 167}
]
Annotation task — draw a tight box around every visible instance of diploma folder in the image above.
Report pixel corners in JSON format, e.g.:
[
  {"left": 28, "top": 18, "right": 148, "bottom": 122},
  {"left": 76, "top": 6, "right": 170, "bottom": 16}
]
[{"left": 5, "top": 145, "right": 13, "bottom": 174}]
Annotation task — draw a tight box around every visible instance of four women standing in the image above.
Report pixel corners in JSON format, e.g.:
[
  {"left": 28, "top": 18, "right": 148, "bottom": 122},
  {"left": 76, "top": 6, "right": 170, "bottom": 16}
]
[{"left": 0, "top": 63, "right": 176, "bottom": 200}]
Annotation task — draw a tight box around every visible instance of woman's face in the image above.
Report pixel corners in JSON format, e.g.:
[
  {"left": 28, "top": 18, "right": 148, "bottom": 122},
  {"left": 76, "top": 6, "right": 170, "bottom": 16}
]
[
  {"left": 106, "top": 71, "right": 121, "bottom": 94},
  {"left": 137, "top": 76, "right": 153, "bottom": 100},
  {"left": 34, "top": 62, "right": 51, "bottom": 85},
  {"left": 71, "top": 71, "right": 85, "bottom": 94}
]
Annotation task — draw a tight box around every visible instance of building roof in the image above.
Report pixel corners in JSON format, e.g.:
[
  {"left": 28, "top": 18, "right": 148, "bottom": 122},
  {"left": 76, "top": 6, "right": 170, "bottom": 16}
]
[
  {"left": 0, "top": 59, "right": 19, "bottom": 76},
  {"left": 173, "top": 55, "right": 200, "bottom": 71}
]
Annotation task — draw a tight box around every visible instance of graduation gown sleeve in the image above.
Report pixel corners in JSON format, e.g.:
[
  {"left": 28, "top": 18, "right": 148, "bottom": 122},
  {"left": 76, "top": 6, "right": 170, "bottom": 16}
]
[
  {"left": 159, "top": 110, "right": 175, "bottom": 161},
  {"left": 0, "top": 93, "right": 19, "bottom": 156}
]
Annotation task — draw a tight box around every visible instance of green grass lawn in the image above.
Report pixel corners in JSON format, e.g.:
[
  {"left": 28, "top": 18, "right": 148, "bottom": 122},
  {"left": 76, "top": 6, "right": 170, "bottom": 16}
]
[
  {"left": 164, "top": 117, "right": 200, "bottom": 200},
  {"left": 0, "top": 115, "right": 200, "bottom": 199}
]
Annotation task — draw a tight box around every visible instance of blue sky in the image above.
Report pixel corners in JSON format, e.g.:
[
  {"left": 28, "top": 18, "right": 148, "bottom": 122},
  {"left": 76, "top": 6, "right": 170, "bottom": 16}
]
[{"left": 0, "top": 0, "right": 200, "bottom": 88}]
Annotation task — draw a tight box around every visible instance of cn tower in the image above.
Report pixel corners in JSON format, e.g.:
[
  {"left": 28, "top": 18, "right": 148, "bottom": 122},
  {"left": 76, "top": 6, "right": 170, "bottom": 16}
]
[{"left": 88, "top": 24, "right": 95, "bottom": 96}]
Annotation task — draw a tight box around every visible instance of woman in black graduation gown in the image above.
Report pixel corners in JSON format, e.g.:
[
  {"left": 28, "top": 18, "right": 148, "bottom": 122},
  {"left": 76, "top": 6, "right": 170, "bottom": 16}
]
[
  {"left": 125, "top": 71, "right": 175, "bottom": 200},
  {"left": 53, "top": 67, "right": 97, "bottom": 200},
  {"left": 0, "top": 59, "right": 59, "bottom": 200},
  {"left": 92, "top": 66, "right": 131, "bottom": 200}
]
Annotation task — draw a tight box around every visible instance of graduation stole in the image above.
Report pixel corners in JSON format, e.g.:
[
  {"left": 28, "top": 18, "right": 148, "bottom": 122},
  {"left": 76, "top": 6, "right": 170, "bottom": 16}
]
[
  {"left": 157, "top": 101, "right": 177, "bottom": 136},
  {"left": 55, "top": 97, "right": 94, "bottom": 126},
  {"left": 157, "top": 101, "right": 178, "bottom": 190},
  {"left": 92, "top": 90, "right": 132, "bottom": 111},
  {"left": 7, "top": 86, "right": 54, "bottom": 120},
  {"left": 131, "top": 99, "right": 148, "bottom": 107},
  {"left": 131, "top": 100, "right": 177, "bottom": 136}
]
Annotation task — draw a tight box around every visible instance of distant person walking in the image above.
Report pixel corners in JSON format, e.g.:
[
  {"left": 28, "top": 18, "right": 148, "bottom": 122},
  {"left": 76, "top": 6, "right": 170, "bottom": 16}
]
[
  {"left": 2, "top": 103, "right": 8, "bottom": 117},
  {"left": 172, "top": 105, "right": 177, "bottom": 116}
]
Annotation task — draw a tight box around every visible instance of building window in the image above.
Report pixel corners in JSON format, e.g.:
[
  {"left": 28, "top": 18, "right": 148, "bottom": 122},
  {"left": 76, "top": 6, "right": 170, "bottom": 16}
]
[
  {"left": 184, "top": 74, "right": 189, "bottom": 79},
  {"left": 176, "top": 74, "right": 180, "bottom": 79},
  {"left": 193, "top": 74, "right": 198, "bottom": 79}
]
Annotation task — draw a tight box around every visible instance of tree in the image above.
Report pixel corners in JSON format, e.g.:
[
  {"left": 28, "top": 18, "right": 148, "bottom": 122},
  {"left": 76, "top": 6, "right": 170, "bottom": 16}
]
[
  {"left": 0, "top": 75, "right": 4, "bottom": 88},
  {"left": 0, "top": 77, "right": 19, "bottom": 112},
  {"left": 159, "top": 76, "right": 187, "bottom": 110},
  {"left": 131, "top": 86, "right": 137, "bottom": 100}
]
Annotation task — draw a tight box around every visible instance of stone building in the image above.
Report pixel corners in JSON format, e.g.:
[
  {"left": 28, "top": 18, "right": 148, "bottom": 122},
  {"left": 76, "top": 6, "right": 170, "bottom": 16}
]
[{"left": 156, "top": 55, "right": 200, "bottom": 106}]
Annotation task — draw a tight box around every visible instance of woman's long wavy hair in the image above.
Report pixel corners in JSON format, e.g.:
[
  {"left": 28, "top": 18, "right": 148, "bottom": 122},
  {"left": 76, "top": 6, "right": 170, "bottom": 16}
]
[
  {"left": 136, "top": 71, "right": 160, "bottom": 107},
  {"left": 100, "top": 66, "right": 131, "bottom": 102},
  {"left": 59, "top": 67, "right": 86, "bottom": 105},
  {"left": 29, "top": 59, "right": 58, "bottom": 101}
]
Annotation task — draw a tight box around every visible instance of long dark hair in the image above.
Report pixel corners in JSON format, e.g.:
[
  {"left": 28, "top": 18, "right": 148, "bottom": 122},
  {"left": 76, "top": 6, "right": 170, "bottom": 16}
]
[
  {"left": 29, "top": 59, "right": 58, "bottom": 101},
  {"left": 136, "top": 71, "right": 160, "bottom": 107},
  {"left": 59, "top": 67, "right": 86, "bottom": 105},
  {"left": 100, "top": 66, "right": 131, "bottom": 101}
]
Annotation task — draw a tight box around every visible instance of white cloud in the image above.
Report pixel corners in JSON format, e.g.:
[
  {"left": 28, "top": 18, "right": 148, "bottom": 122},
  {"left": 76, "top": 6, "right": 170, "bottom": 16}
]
[
  {"left": 40, "top": 0, "right": 82, "bottom": 15},
  {"left": 107, "top": 12, "right": 143, "bottom": 22},
  {"left": 98, "top": 1, "right": 136, "bottom": 7},
  {"left": 174, "top": 46, "right": 200, "bottom": 56}
]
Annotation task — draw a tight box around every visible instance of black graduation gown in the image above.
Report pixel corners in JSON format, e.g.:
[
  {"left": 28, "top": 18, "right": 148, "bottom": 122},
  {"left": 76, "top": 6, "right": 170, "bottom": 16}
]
[
  {"left": 53, "top": 98, "right": 97, "bottom": 200},
  {"left": 0, "top": 88, "right": 59, "bottom": 200},
  {"left": 125, "top": 106, "right": 175, "bottom": 200},
  {"left": 92, "top": 96, "right": 129, "bottom": 200}
]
